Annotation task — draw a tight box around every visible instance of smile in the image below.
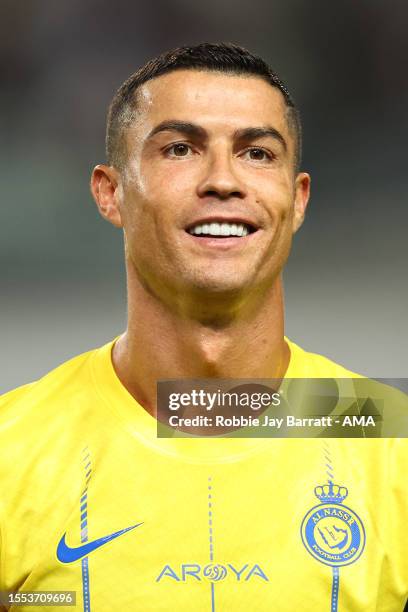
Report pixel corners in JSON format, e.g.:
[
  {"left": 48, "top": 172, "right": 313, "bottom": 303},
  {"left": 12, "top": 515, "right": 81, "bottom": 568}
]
[
  {"left": 185, "top": 218, "right": 259, "bottom": 243},
  {"left": 187, "top": 221, "right": 256, "bottom": 237}
]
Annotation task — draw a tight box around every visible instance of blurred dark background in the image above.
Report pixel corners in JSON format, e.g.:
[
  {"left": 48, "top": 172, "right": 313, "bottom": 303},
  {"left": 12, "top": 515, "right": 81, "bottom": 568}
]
[{"left": 1, "top": 0, "right": 407, "bottom": 392}]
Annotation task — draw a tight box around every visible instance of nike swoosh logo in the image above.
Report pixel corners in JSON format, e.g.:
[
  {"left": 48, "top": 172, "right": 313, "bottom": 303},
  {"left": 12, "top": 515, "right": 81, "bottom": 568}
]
[{"left": 57, "top": 522, "right": 143, "bottom": 563}]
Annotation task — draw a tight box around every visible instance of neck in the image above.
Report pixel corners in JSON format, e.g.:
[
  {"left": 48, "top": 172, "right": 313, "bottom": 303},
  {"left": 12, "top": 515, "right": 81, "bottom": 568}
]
[{"left": 112, "top": 265, "right": 290, "bottom": 415}]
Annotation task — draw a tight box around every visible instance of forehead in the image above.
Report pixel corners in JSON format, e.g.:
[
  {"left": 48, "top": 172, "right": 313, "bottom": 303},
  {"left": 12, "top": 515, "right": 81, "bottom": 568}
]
[{"left": 134, "top": 69, "right": 290, "bottom": 138}]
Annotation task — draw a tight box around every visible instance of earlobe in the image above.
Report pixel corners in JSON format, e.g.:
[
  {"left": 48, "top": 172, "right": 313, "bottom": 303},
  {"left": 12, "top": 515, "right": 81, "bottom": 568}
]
[
  {"left": 292, "top": 172, "right": 311, "bottom": 233},
  {"left": 90, "top": 165, "right": 123, "bottom": 228}
]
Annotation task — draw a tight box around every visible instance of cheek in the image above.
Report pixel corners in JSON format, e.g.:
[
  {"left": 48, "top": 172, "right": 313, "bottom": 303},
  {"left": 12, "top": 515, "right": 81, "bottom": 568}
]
[
  {"left": 149, "top": 177, "right": 189, "bottom": 208},
  {"left": 141, "top": 155, "right": 198, "bottom": 195},
  {"left": 132, "top": 174, "right": 190, "bottom": 232},
  {"left": 138, "top": 165, "right": 199, "bottom": 234},
  {"left": 121, "top": 184, "right": 174, "bottom": 252},
  {"left": 256, "top": 177, "right": 294, "bottom": 224}
]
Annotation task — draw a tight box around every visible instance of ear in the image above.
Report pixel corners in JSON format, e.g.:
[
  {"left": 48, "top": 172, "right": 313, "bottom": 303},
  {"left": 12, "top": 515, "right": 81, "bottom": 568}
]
[
  {"left": 292, "top": 172, "right": 311, "bottom": 233},
  {"left": 90, "top": 164, "right": 123, "bottom": 228}
]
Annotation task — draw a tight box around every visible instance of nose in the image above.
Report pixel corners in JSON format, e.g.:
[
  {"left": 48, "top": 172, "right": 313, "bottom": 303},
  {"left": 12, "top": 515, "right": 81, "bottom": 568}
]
[{"left": 196, "top": 147, "right": 246, "bottom": 200}]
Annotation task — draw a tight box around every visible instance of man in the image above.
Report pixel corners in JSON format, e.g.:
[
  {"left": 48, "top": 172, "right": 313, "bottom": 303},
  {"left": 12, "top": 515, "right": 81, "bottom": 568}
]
[{"left": 0, "top": 43, "right": 407, "bottom": 611}]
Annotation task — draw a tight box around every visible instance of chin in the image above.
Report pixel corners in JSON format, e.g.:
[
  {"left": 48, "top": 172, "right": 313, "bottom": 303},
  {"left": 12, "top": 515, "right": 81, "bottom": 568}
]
[{"left": 185, "top": 273, "right": 252, "bottom": 296}]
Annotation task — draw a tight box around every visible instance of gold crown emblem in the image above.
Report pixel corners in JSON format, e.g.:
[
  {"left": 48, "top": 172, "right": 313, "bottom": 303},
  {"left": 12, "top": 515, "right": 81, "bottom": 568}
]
[{"left": 314, "top": 481, "right": 348, "bottom": 503}]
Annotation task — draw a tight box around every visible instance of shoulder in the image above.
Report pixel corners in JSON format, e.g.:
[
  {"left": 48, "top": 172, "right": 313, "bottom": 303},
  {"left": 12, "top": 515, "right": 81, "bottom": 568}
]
[
  {"left": 0, "top": 340, "right": 116, "bottom": 509},
  {"left": 285, "top": 338, "right": 362, "bottom": 378},
  {"left": 286, "top": 338, "right": 408, "bottom": 437},
  {"left": 1, "top": 348, "right": 94, "bottom": 394},
  {"left": 0, "top": 341, "right": 115, "bottom": 439}
]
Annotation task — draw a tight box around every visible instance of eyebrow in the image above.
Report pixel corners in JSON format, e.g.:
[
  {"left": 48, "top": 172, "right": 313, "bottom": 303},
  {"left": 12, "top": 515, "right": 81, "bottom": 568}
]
[
  {"left": 147, "top": 120, "right": 206, "bottom": 140},
  {"left": 146, "top": 120, "right": 287, "bottom": 151},
  {"left": 234, "top": 127, "right": 287, "bottom": 151}
]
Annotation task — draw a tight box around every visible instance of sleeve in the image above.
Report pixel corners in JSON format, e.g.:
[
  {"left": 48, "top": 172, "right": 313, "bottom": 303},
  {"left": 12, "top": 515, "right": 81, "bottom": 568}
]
[{"left": 388, "top": 438, "right": 408, "bottom": 604}]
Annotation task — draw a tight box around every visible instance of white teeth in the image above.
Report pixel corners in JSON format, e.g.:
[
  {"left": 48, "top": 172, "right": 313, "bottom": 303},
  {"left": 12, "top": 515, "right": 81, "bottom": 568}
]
[
  {"left": 189, "top": 222, "right": 252, "bottom": 237},
  {"left": 221, "top": 223, "right": 230, "bottom": 236}
]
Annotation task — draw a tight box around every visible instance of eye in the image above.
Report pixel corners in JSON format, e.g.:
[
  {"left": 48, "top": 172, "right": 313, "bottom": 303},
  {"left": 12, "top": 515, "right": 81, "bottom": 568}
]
[
  {"left": 166, "top": 143, "right": 193, "bottom": 157},
  {"left": 242, "top": 147, "right": 273, "bottom": 162}
]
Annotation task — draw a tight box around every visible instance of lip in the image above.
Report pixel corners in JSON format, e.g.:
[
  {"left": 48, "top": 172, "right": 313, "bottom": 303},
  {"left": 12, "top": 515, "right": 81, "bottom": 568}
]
[
  {"left": 184, "top": 229, "right": 261, "bottom": 251},
  {"left": 185, "top": 234, "right": 254, "bottom": 248}
]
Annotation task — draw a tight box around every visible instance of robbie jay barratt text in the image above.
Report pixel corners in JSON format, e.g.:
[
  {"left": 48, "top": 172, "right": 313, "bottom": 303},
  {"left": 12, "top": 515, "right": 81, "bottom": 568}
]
[{"left": 167, "top": 415, "right": 377, "bottom": 428}]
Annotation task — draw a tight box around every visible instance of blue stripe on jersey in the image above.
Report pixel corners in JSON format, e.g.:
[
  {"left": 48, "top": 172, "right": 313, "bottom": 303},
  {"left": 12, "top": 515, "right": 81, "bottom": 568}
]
[{"left": 81, "top": 447, "right": 92, "bottom": 612}]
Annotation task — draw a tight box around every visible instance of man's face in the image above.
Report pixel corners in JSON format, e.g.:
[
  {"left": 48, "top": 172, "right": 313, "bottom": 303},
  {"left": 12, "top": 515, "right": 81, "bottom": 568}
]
[{"left": 115, "top": 70, "right": 309, "bottom": 301}]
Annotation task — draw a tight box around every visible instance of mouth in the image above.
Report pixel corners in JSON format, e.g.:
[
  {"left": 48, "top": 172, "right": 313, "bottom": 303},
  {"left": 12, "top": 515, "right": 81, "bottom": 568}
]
[{"left": 185, "top": 219, "right": 258, "bottom": 239}]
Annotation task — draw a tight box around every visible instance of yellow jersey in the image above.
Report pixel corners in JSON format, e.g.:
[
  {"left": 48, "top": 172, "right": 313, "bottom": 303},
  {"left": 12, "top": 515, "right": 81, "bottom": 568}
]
[{"left": 0, "top": 339, "right": 407, "bottom": 611}]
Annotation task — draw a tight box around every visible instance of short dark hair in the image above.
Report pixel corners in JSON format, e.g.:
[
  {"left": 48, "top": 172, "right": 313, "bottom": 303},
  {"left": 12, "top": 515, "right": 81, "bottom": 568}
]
[{"left": 106, "top": 42, "right": 302, "bottom": 171}]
